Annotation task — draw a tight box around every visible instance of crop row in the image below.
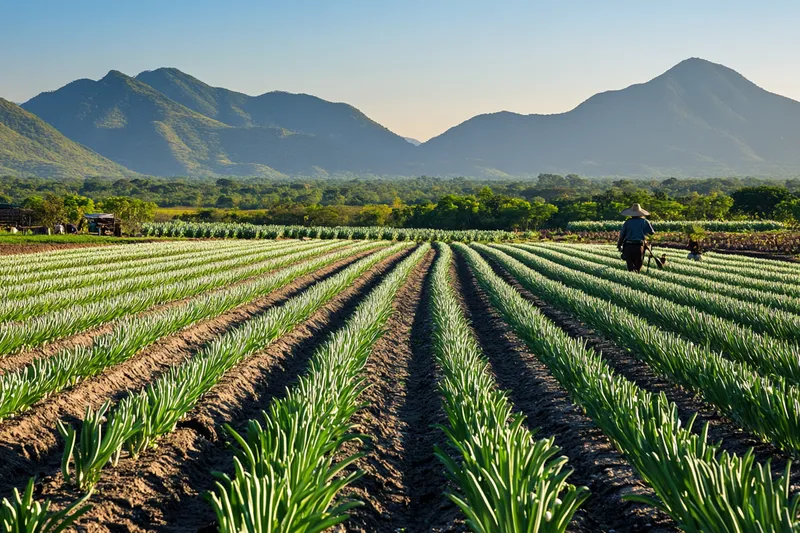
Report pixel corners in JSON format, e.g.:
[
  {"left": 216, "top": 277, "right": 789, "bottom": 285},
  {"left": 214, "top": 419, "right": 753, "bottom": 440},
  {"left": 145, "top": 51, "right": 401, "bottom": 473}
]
[
  {"left": 1, "top": 240, "right": 271, "bottom": 298},
  {"left": 0, "top": 241, "right": 350, "bottom": 356},
  {"left": 565, "top": 220, "right": 786, "bottom": 232},
  {"left": 632, "top": 245, "right": 800, "bottom": 277},
  {"left": 142, "top": 221, "right": 521, "bottom": 242},
  {"left": 429, "top": 243, "right": 587, "bottom": 532},
  {"left": 0, "top": 241, "right": 309, "bottom": 321},
  {"left": 0, "top": 241, "right": 387, "bottom": 421},
  {"left": 495, "top": 244, "right": 800, "bottom": 385},
  {"left": 0, "top": 239, "right": 241, "bottom": 275},
  {"left": 58, "top": 243, "right": 412, "bottom": 491},
  {"left": 476, "top": 244, "right": 800, "bottom": 455},
  {"left": 573, "top": 244, "right": 800, "bottom": 296},
  {"left": 209, "top": 244, "right": 428, "bottom": 531},
  {"left": 454, "top": 243, "right": 800, "bottom": 532},
  {"left": 526, "top": 244, "right": 800, "bottom": 337},
  {"left": 697, "top": 248, "right": 800, "bottom": 272}
]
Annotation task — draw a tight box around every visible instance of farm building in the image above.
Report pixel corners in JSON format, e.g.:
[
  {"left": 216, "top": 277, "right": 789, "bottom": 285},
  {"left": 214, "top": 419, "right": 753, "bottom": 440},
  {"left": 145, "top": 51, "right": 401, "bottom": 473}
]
[
  {"left": 0, "top": 203, "right": 35, "bottom": 229},
  {"left": 84, "top": 213, "right": 120, "bottom": 236}
]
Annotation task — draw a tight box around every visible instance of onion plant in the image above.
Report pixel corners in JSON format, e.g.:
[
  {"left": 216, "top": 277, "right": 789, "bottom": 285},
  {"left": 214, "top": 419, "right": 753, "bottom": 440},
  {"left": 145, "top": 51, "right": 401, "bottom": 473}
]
[
  {"left": 0, "top": 240, "right": 349, "bottom": 355},
  {"left": 521, "top": 243, "right": 800, "bottom": 339},
  {"left": 57, "top": 243, "right": 412, "bottom": 491},
  {"left": 430, "top": 243, "right": 588, "bottom": 532},
  {"left": 454, "top": 243, "right": 800, "bottom": 533},
  {"left": 0, "top": 240, "right": 306, "bottom": 321},
  {"left": 474, "top": 244, "right": 800, "bottom": 455},
  {"left": 493, "top": 244, "right": 800, "bottom": 385},
  {"left": 142, "top": 220, "right": 519, "bottom": 243},
  {"left": 0, "top": 478, "right": 91, "bottom": 533},
  {"left": 532, "top": 243, "right": 800, "bottom": 315},
  {"left": 209, "top": 244, "right": 429, "bottom": 532},
  {"left": 569, "top": 244, "right": 800, "bottom": 295},
  {"left": 1, "top": 240, "right": 276, "bottom": 300},
  {"left": 0, "top": 241, "right": 387, "bottom": 421}
]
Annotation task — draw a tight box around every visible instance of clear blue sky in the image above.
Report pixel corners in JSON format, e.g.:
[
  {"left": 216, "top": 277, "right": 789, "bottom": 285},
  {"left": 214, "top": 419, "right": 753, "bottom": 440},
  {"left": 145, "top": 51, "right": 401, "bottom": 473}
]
[{"left": 2, "top": 0, "right": 798, "bottom": 140}]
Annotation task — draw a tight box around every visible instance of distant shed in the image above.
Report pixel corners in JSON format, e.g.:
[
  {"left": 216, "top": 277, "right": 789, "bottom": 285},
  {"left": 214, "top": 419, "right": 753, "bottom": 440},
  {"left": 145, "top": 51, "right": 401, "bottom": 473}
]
[
  {"left": 0, "top": 203, "right": 35, "bottom": 228},
  {"left": 84, "top": 213, "right": 120, "bottom": 236}
]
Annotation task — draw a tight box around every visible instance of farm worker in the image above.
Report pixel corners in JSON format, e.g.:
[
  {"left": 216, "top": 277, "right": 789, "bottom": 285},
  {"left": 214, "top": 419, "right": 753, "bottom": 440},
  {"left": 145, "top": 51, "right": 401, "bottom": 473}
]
[
  {"left": 617, "top": 203, "right": 655, "bottom": 273},
  {"left": 687, "top": 239, "right": 702, "bottom": 261}
]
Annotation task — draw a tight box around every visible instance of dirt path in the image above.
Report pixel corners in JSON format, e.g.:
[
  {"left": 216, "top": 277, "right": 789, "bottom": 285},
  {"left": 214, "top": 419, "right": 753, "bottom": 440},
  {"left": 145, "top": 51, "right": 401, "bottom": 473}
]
[
  {"left": 483, "top": 257, "right": 800, "bottom": 489},
  {"left": 61, "top": 247, "right": 415, "bottom": 532},
  {"left": 0, "top": 248, "right": 380, "bottom": 499},
  {"left": 336, "top": 249, "right": 466, "bottom": 533},
  {"left": 454, "top": 253, "right": 677, "bottom": 533}
]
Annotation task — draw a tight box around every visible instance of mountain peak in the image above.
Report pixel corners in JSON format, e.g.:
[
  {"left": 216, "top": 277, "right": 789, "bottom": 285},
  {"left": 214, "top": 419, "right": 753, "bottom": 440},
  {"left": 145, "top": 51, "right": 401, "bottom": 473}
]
[
  {"left": 138, "top": 67, "right": 199, "bottom": 82},
  {"left": 102, "top": 69, "right": 130, "bottom": 81},
  {"left": 659, "top": 57, "right": 744, "bottom": 82}
]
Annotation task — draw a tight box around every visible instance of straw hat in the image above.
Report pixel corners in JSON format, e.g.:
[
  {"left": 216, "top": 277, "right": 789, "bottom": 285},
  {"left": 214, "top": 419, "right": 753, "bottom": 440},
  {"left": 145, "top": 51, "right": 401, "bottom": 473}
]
[{"left": 620, "top": 203, "right": 650, "bottom": 217}]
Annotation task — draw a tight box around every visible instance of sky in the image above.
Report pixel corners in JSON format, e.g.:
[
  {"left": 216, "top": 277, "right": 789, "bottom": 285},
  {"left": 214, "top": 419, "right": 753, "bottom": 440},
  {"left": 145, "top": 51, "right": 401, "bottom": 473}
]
[{"left": 2, "top": 0, "right": 799, "bottom": 141}]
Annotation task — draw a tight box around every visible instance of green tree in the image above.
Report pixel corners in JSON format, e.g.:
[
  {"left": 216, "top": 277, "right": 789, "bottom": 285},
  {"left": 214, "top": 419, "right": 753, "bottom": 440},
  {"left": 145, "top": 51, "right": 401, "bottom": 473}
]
[
  {"left": 683, "top": 192, "right": 733, "bottom": 220},
  {"left": 773, "top": 198, "right": 800, "bottom": 226},
  {"left": 215, "top": 195, "right": 236, "bottom": 208},
  {"left": 23, "top": 194, "right": 66, "bottom": 227},
  {"left": 527, "top": 200, "right": 558, "bottom": 229},
  {"left": 63, "top": 194, "right": 95, "bottom": 225},
  {"left": 100, "top": 196, "right": 157, "bottom": 235},
  {"left": 730, "top": 186, "right": 793, "bottom": 219},
  {"left": 353, "top": 204, "right": 392, "bottom": 226}
]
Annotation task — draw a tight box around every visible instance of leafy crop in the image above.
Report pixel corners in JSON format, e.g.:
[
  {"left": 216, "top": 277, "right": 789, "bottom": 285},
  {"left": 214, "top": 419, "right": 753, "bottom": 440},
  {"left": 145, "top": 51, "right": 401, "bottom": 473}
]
[
  {"left": 454, "top": 243, "right": 800, "bottom": 532},
  {"left": 209, "top": 244, "right": 429, "bottom": 532},
  {"left": 429, "top": 243, "right": 588, "bottom": 532}
]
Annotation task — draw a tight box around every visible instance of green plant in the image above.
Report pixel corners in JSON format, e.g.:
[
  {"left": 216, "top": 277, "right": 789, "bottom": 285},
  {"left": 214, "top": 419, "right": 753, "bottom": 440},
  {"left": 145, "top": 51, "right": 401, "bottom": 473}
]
[
  {"left": 209, "top": 245, "right": 430, "bottom": 531},
  {"left": 430, "top": 243, "right": 587, "bottom": 532},
  {"left": 57, "top": 243, "right": 412, "bottom": 490},
  {"left": 453, "top": 243, "right": 800, "bottom": 532},
  {"left": 0, "top": 478, "right": 91, "bottom": 533},
  {"left": 476, "top": 244, "right": 800, "bottom": 455}
]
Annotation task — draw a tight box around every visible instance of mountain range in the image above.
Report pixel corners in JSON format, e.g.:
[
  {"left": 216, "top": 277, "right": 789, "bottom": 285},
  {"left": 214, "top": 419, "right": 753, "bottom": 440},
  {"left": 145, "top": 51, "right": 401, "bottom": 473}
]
[{"left": 3, "top": 58, "right": 800, "bottom": 178}]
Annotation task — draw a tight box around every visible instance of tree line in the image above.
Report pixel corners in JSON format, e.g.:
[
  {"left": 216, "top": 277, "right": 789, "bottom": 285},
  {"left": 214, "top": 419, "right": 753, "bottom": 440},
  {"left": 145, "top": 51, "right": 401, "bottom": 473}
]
[{"left": 3, "top": 174, "right": 800, "bottom": 232}]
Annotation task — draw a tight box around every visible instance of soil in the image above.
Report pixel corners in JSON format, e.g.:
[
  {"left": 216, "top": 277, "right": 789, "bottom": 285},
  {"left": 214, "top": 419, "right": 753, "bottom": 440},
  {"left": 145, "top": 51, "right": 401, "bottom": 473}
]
[
  {"left": 0, "top": 246, "right": 381, "bottom": 500},
  {"left": 453, "top": 252, "right": 678, "bottom": 533},
  {"left": 52, "top": 246, "right": 415, "bottom": 532},
  {"left": 335, "top": 248, "right": 467, "bottom": 533},
  {"left": 482, "top": 257, "right": 800, "bottom": 490},
  {"left": 0, "top": 243, "right": 113, "bottom": 256}
]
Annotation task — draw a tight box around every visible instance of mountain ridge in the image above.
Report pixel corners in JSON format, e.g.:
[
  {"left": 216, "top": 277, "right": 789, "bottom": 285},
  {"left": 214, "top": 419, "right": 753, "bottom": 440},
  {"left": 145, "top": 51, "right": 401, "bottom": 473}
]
[
  {"left": 0, "top": 97, "right": 133, "bottom": 179},
  {"left": 418, "top": 57, "right": 800, "bottom": 176},
  {"left": 6, "top": 57, "right": 800, "bottom": 178}
]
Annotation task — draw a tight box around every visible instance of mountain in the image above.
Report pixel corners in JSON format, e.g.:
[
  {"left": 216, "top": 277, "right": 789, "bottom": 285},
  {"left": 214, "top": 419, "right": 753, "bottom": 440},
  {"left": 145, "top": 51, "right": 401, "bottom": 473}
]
[
  {"left": 22, "top": 70, "right": 410, "bottom": 177},
  {"left": 135, "top": 67, "right": 415, "bottom": 170},
  {"left": 14, "top": 58, "right": 800, "bottom": 178},
  {"left": 419, "top": 58, "right": 800, "bottom": 176},
  {"left": 403, "top": 137, "right": 422, "bottom": 146},
  {"left": 22, "top": 71, "right": 285, "bottom": 177},
  {"left": 0, "top": 98, "right": 131, "bottom": 179}
]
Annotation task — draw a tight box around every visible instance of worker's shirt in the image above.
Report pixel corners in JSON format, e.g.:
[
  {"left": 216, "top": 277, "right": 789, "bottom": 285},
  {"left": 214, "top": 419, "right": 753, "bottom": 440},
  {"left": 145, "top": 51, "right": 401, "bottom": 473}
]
[{"left": 618, "top": 217, "right": 654, "bottom": 244}]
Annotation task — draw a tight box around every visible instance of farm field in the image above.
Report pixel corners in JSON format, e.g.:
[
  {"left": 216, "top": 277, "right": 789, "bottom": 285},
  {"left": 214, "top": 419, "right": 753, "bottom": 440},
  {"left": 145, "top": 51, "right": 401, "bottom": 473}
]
[{"left": 0, "top": 239, "right": 799, "bottom": 532}]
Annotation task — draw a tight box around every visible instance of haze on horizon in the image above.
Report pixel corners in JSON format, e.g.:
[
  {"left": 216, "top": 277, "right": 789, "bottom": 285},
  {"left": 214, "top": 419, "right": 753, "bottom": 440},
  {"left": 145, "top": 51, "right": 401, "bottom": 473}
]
[{"left": 2, "top": 0, "right": 799, "bottom": 142}]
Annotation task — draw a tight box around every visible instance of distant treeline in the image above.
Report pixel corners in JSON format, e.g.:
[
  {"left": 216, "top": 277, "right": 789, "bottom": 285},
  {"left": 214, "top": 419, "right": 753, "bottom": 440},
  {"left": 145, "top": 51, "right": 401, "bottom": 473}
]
[{"left": 3, "top": 175, "right": 800, "bottom": 231}]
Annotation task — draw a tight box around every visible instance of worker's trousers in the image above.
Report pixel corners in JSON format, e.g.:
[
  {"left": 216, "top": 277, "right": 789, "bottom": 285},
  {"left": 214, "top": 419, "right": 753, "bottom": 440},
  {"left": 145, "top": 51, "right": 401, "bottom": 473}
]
[{"left": 622, "top": 242, "right": 645, "bottom": 272}]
